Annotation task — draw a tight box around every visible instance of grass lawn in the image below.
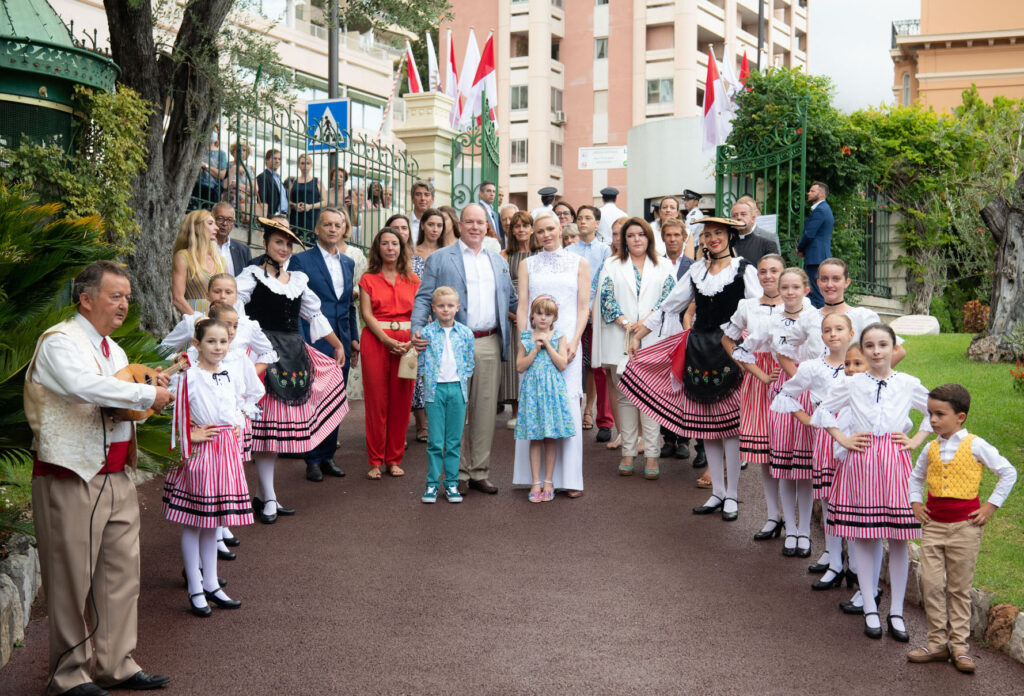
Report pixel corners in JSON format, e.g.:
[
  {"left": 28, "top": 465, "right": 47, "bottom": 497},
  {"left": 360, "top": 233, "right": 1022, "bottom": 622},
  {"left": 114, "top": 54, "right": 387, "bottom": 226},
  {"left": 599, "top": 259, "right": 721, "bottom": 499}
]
[{"left": 901, "top": 334, "right": 1024, "bottom": 608}]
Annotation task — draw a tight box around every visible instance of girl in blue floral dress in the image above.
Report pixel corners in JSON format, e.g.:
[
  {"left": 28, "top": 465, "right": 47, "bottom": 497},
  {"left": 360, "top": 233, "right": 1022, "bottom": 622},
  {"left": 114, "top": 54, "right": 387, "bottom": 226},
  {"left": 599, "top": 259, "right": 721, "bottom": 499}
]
[{"left": 515, "top": 295, "right": 576, "bottom": 503}]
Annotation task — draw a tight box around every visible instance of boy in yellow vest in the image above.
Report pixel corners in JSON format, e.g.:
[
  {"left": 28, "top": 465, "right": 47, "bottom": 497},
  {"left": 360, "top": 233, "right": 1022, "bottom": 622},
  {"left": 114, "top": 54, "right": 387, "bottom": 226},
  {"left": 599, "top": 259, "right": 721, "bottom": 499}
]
[{"left": 906, "top": 383, "right": 1017, "bottom": 673}]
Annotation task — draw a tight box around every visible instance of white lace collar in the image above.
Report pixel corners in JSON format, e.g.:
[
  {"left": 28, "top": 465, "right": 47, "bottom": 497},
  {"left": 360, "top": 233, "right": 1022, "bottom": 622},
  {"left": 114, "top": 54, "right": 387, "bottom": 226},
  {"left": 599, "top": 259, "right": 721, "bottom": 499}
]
[
  {"left": 689, "top": 257, "right": 742, "bottom": 297},
  {"left": 241, "top": 265, "right": 308, "bottom": 299}
]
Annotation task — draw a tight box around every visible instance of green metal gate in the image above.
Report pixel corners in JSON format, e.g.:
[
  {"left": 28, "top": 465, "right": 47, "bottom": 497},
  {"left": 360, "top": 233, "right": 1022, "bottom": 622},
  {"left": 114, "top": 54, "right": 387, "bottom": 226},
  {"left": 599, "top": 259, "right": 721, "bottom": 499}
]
[
  {"left": 191, "top": 102, "right": 419, "bottom": 252},
  {"left": 714, "top": 99, "right": 808, "bottom": 261},
  {"left": 447, "top": 94, "right": 499, "bottom": 214}
]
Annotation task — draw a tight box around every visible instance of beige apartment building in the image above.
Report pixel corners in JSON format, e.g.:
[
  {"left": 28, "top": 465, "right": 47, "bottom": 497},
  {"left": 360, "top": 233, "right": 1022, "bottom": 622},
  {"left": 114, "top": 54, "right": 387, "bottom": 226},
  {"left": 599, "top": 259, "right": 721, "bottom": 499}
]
[
  {"left": 442, "top": 0, "right": 808, "bottom": 212},
  {"left": 891, "top": 0, "right": 1024, "bottom": 112}
]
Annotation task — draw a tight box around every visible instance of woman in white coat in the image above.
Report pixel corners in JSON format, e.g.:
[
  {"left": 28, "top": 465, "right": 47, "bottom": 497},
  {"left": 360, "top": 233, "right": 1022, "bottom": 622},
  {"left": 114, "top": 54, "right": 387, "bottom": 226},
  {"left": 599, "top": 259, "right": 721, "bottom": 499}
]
[{"left": 592, "top": 217, "right": 677, "bottom": 479}]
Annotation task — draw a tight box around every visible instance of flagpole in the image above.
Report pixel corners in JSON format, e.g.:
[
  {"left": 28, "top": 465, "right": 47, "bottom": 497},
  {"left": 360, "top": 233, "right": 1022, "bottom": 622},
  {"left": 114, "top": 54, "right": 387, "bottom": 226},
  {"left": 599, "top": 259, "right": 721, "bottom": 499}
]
[{"left": 757, "top": 0, "right": 764, "bottom": 70}]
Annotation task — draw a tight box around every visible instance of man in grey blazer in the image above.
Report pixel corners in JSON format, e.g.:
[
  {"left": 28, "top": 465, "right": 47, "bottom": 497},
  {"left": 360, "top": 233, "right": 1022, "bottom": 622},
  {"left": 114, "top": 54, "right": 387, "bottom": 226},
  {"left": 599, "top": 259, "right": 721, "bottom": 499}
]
[{"left": 412, "top": 203, "right": 518, "bottom": 495}]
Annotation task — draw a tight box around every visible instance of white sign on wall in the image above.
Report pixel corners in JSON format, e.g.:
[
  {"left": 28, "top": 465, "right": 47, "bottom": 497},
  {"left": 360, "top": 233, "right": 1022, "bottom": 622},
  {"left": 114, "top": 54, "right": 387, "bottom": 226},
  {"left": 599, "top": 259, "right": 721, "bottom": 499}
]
[{"left": 578, "top": 145, "right": 628, "bottom": 170}]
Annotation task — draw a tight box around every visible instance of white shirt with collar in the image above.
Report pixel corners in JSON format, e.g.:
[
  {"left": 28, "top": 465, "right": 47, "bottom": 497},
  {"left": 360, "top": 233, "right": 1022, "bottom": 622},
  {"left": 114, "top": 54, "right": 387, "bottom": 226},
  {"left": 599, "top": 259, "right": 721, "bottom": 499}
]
[
  {"left": 908, "top": 428, "right": 1017, "bottom": 506},
  {"left": 811, "top": 199, "right": 823, "bottom": 212},
  {"left": 459, "top": 240, "right": 497, "bottom": 332},
  {"left": 33, "top": 313, "right": 155, "bottom": 444},
  {"left": 437, "top": 326, "right": 459, "bottom": 383},
  {"left": 218, "top": 239, "right": 234, "bottom": 276},
  {"left": 317, "top": 242, "right": 346, "bottom": 299}
]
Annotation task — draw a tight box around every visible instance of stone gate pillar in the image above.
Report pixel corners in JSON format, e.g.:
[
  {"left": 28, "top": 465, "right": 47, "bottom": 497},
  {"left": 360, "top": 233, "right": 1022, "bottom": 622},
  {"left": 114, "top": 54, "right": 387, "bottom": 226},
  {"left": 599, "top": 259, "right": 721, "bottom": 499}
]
[{"left": 393, "top": 92, "right": 458, "bottom": 207}]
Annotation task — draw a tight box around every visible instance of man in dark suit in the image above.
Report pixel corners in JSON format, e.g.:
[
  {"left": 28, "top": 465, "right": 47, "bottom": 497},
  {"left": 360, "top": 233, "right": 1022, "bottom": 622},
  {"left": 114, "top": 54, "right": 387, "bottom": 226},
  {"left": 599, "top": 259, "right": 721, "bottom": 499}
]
[
  {"left": 797, "top": 181, "right": 834, "bottom": 308},
  {"left": 477, "top": 180, "right": 503, "bottom": 245},
  {"left": 288, "top": 207, "right": 360, "bottom": 481},
  {"left": 212, "top": 202, "right": 253, "bottom": 276},
  {"left": 411, "top": 203, "right": 518, "bottom": 495},
  {"left": 730, "top": 199, "right": 781, "bottom": 265},
  {"left": 256, "top": 148, "right": 288, "bottom": 218}
]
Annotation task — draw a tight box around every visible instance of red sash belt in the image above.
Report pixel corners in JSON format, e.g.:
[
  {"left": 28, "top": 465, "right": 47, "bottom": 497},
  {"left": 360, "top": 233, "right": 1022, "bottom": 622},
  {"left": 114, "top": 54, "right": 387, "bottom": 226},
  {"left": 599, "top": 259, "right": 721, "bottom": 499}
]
[{"left": 33, "top": 441, "right": 130, "bottom": 478}]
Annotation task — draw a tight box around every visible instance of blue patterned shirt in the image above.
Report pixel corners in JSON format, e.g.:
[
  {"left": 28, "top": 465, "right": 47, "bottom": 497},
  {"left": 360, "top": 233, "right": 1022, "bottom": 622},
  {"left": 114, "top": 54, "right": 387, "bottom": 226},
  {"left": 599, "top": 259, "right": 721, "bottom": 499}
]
[
  {"left": 567, "top": 238, "right": 611, "bottom": 302},
  {"left": 417, "top": 320, "right": 475, "bottom": 403}
]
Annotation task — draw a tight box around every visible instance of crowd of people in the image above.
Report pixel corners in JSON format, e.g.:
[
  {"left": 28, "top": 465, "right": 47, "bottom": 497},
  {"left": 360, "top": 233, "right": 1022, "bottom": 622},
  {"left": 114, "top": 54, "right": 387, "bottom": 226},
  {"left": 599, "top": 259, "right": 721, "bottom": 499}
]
[{"left": 22, "top": 175, "right": 1017, "bottom": 695}]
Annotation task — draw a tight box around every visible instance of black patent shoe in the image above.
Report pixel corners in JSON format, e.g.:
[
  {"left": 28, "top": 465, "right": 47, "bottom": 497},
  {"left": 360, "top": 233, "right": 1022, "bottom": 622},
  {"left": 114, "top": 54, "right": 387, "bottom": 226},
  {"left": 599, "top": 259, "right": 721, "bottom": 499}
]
[
  {"left": 222, "top": 535, "right": 241, "bottom": 548},
  {"left": 320, "top": 460, "right": 345, "bottom": 477},
  {"left": 205, "top": 590, "right": 242, "bottom": 609},
  {"left": 721, "top": 497, "right": 739, "bottom": 522},
  {"left": 782, "top": 535, "right": 798, "bottom": 557},
  {"left": 808, "top": 557, "right": 830, "bottom": 574},
  {"left": 692, "top": 495, "right": 724, "bottom": 515},
  {"left": 811, "top": 568, "right": 845, "bottom": 591},
  {"left": 182, "top": 569, "right": 226, "bottom": 588},
  {"left": 753, "top": 519, "right": 783, "bottom": 541},
  {"left": 692, "top": 449, "right": 708, "bottom": 469},
  {"left": 189, "top": 592, "right": 211, "bottom": 618},
  {"left": 887, "top": 614, "right": 909, "bottom": 642},
  {"left": 840, "top": 589, "right": 883, "bottom": 615},
  {"left": 218, "top": 548, "right": 236, "bottom": 561},
  {"left": 272, "top": 500, "right": 296, "bottom": 516},
  {"left": 864, "top": 612, "right": 883, "bottom": 639},
  {"left": 306, "top": 460, "right": 324, "bottom": 482},
  {"left": 796, "top": 536, "right": 812, "bottom": 558}
]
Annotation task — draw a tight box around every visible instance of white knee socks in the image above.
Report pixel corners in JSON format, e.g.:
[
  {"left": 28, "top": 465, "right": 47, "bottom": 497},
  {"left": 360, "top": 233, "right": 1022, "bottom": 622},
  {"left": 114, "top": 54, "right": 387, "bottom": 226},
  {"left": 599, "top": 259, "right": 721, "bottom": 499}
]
[
  {"left": 199, "top": 528, "right": 220, "bottom": 593},
  {"left": 888, "top": 539, "right": 909, "bottom": 628},
  {"left": 823, "top": 508, "right": 844, "bottom": 573},
  {"left": 779, "top": 479, "right": 796, "bottom": 537},
  {"left": 181, "top": 526, "right": 203, "bottom": 601},
  {"left": 704, "top": 439, "right": 726, "bottom": 501},
  {"left": 760, "top": 463, "right": 781, "bottom": 523},
  {"left": 255, "top": 453, "right": 278, "bottom": 516},
  {"left": 796, "top": 480, "right": 813, "bottom": 538},
  {"left": 853, "top": 539, "right": 883, "bottom": 628}
]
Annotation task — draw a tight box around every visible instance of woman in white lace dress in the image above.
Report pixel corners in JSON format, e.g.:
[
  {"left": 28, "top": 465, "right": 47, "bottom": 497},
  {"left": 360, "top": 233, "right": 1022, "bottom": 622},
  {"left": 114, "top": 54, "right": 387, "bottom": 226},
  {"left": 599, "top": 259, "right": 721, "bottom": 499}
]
[{"left": 511, "top": 210, "right": 591, "bottom": 496}]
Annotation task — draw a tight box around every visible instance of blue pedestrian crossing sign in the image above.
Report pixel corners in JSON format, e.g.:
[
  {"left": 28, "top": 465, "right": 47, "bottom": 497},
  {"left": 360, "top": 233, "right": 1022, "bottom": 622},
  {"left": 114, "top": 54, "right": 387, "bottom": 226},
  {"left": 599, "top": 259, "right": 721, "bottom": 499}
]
[{"left": 307, "top": 99, "right": 349, "bottom": 151}]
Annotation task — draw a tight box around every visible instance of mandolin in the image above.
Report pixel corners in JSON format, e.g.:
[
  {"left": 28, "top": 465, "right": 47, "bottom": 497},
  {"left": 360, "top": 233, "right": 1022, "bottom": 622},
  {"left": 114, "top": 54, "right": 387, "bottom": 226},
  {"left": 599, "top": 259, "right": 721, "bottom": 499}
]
[{"left": 111, "top": 354, "right": 190, "bottom": 421}]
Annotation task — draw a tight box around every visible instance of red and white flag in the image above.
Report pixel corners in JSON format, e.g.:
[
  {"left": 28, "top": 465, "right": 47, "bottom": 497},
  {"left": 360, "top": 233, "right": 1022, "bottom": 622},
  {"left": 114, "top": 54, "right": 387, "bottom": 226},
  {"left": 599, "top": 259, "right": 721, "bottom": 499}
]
[
  {"left": 445, "top": 29, "right": 461, "bottom": 127},
  {"left": 425, "top": 32, "right": 441, "bottom": 93},
  {"left": 456, "top": 29, "right": 481, "bottom": 130},
  {"left": 702, "top": 47, "right": 733, "bottom": 154},
  {"left": 468, "top": 31, "right": 498, "bottom": 127},
  {"left": 404, "top": 40, "right": 422, "bottom": 95}
]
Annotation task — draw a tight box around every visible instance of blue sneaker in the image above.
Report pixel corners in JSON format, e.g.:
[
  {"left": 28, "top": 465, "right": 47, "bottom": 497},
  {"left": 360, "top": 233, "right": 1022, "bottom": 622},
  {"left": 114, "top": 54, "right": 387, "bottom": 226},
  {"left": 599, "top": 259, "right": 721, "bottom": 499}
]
[
  {"left": 444, "top": 484, "right": 463, "bottom": 503},
  {"left": 421, "top": 485, "right": 438, "bottom": 504}
]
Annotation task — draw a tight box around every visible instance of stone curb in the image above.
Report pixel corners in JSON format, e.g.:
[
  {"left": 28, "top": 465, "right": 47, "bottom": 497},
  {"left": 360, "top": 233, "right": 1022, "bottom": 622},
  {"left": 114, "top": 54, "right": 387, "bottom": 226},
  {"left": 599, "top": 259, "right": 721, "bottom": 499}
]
[{"left": 0, "top": 467, "right": 158, "bottom": 669}]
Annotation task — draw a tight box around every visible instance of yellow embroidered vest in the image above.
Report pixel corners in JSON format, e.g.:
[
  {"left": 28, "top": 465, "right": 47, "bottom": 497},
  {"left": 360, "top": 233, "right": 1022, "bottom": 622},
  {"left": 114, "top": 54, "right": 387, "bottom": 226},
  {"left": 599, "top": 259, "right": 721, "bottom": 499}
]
[{"left": 926, "top": 434, "right": 982, "bottom": 500}]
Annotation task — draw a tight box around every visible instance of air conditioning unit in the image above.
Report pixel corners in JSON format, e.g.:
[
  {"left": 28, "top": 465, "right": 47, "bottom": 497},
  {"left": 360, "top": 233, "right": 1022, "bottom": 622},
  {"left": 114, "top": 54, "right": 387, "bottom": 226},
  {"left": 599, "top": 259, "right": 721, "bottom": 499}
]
[{"left": 553, "top": 110, "right": 566, "bottom": 124}]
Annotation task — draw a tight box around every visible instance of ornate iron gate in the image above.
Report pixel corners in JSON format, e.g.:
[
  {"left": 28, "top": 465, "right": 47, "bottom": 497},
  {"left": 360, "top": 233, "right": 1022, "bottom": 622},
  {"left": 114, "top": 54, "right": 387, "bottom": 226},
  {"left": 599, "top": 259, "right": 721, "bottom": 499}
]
[
  {"left": 714, "top": 99, "right": 808, "bottom": 260},
  {"left": 190, "top": 102, "right": 419, "bottom": 252},
  {"left": 448, "top": 93, "right": 499, "bottom": 214}
]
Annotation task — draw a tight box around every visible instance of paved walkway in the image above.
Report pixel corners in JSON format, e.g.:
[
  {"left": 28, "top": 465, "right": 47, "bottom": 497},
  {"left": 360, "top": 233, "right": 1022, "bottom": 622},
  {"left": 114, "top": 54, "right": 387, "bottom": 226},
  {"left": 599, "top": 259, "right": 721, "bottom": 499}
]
[{"left": 3, "top": 402, "right": 1022, "bottom": 695}]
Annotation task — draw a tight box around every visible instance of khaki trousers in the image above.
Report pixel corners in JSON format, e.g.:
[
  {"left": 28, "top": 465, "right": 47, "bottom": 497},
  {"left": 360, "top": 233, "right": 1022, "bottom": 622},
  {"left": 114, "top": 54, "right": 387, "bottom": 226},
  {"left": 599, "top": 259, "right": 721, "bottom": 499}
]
[
  {"left": 919, "top": 519, "right": 984, "bottom": 653},
  {"left": 608, "top": 366, "right": 660, "bottom": 458},
  {"left": 460, "top": 333, "right": 500, "bottom": 481},
  {"left": 32, "top": 471, "right": 141, "bottom": 694}
]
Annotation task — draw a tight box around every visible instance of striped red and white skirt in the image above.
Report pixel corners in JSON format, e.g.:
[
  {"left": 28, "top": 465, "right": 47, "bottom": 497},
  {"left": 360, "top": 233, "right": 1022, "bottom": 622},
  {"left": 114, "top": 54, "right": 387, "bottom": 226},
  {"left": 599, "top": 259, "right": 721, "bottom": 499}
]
[
  {"left": 768, "top": 370, "right": 815, "bottom": 480},
  {"left": 163, "top": 425, "right": 253, "bottom": 528},
  {"left": 826, "top": 434, "right": 921, "bottom": 540},
  {"left": 241, "top": 417, "right": 254, "bottom": 461},
  {"left": 811, "top": 418, "right": 839, "bottom": 499},
  {"left": 739, "top": 352, "right": 778, "bottom": 465},
  {"left": 618, "top": 332, "right": 741, "bottom": 440},
  {"left": 252, "top": 343, "right": 348, "bottom": 454}
]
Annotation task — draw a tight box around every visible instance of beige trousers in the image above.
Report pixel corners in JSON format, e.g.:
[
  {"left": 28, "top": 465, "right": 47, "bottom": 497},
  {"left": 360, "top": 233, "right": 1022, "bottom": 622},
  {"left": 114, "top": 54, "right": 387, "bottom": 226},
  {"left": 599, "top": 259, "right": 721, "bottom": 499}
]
[
  {"left": 608, "top": 365, "right": 660, "bottom": 458},
  {"left": 32, "top": 471, "right": 142, "bottom": 694},
  {"left": 919, "top": 519, "right": 984, "bottom": 653},
  {"left": 460, "top": 333, "right": 500, "bottom": 481}
]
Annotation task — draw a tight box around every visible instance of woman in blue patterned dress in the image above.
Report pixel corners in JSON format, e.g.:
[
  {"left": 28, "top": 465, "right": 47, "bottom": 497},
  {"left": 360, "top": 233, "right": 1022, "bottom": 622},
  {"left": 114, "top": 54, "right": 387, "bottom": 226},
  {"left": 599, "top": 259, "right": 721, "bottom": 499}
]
[{"left": 515, "top": 295, "right": 576, "bottom": 503}]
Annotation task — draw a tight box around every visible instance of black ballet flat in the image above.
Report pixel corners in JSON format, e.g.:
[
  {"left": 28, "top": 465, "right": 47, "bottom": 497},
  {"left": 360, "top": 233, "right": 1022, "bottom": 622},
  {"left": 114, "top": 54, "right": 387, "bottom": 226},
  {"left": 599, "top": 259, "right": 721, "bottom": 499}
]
[
  {"left": 808, "top": 560, "right": 830, "bottom": 574},
  {"left": 253, "top": 496, "right": 277, "bottom": 524},
  {"left": 839, "top": 589, "right": 883, "bottom": 615},
  {"left": 796, "top": 536, "right": 812, "bottom": 558},
  {"left": 205, "top": 590, "right": 242, "bottom": 609},
  {"left": 692, "top": 495, "right": 724, "bottom": 515},
  {"left": 222, "top": 536, "right": 241, "bottom": 548},
  {"left": 781, "top": 535, "right": 798, "bottom": 557},
  {"left": 188, "top": 592, "right": 211, "bottom": 618},
  {"left": 811, "top": 568, "right": 845, "bottom": 591},
  {"left": 887, "top": 614, "right": 909, "bottom": 642},
  {"left": 270, "top": 500, "right": 295, "bottom": 516},
  {"left": 863, "top": 612, "right": 883, "bottom": 639},
  {"left": 753, "top": 519, "right": 783, "bottom": 541},
  {"left": 181, "top": 569, "right": 226, "bottom": 588},
  {"left": 721, "top": 497, "right": 739, "bottom": 522},
  {"left": 217, "top": 548, "right": 237, "bottom": 561}
]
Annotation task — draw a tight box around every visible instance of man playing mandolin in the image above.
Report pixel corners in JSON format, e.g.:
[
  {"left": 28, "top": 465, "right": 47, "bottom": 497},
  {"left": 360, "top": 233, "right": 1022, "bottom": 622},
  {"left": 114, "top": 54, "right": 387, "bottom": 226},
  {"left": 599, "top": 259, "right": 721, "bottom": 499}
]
[{"left": 24, "top": 261, "right": 173, "bottom": 696}]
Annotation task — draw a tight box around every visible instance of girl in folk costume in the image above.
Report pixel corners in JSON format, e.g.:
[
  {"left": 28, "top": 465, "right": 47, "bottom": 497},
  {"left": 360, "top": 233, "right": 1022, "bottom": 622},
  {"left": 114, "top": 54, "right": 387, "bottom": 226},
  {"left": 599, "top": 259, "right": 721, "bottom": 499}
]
[
  {"left": 515, "top": 296, "right": 577, "bottom": 503},
  {"left": 163, "top": 319, "right": 263, "bottom": 617},
  {"left": 619, "top": 218, "right": 762, "bottom": 522},
  {"left": 814, "top": 323, "right": 931, "bottom": 642},
  {"left": 770, "top": 312, "right": 855, "bottom": 590},
  {"left": 767, "top": 268, "right": 824, "bottom": 559},
  {"left": 721, "top": 253, "right": 786, "bottom": 540},
  {"left": 236, "top": 218, "right": 349, "bottom": 523}
]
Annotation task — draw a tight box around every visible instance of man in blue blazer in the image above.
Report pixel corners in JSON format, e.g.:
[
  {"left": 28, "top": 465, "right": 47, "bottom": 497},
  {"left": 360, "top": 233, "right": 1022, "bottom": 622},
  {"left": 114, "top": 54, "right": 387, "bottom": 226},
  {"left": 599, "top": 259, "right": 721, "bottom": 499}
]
[
  {"left": 411, "top": 203, "right": 518, "bottom": 496},
  {"left": 288, "top": 207, "right": 360, "bottom": 481},
  {"left": 797, "top": 181, "right": 834, "bottom": 308}
]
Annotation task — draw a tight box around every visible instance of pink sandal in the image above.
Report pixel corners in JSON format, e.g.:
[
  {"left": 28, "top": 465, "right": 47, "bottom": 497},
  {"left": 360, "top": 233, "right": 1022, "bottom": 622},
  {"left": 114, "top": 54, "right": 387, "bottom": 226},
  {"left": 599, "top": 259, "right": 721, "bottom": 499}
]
[
  {"left": 528, "top": 482, "right": 544, "bottom": 504},
  {"left": 542, "top": 480, "right": 555, "bottom": 502}
]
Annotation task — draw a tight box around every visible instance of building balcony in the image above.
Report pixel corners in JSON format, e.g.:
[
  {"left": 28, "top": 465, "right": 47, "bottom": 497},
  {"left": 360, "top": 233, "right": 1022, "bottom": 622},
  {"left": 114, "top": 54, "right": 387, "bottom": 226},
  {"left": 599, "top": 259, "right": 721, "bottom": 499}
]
[{"left": 891, "top": 19, "right": 920, "bottom": 48}]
